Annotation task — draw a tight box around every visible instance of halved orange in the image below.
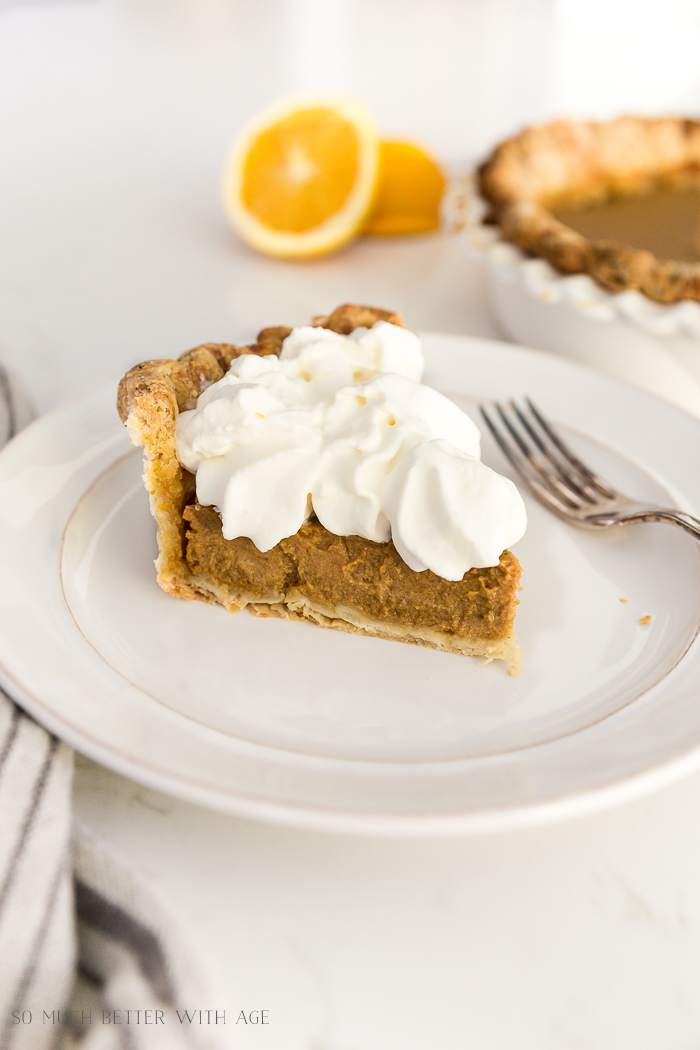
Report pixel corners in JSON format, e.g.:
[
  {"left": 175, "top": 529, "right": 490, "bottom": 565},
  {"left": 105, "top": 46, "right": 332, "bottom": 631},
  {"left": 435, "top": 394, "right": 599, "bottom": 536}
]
[
  {"left": 363, "top": 140, "right": 446, "bottom": 235},
  {"left": 222, "top": 94, "right": 381, "bottom": 258}
]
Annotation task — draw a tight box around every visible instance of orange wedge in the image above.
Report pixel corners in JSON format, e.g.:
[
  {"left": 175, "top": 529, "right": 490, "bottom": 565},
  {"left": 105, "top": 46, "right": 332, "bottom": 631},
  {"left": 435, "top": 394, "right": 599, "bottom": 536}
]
[
  {"left": 363, "top": 140, "right": 446, "bottom": 235},
  {"left": 222, "top": 94, "right": 381, "bottom": 258}
]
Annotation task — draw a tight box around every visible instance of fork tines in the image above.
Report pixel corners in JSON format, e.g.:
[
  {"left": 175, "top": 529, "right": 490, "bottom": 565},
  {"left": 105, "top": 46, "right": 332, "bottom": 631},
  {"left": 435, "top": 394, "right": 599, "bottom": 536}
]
[{"left": 479, "top": 399, "right": 616, "bottom": 516}]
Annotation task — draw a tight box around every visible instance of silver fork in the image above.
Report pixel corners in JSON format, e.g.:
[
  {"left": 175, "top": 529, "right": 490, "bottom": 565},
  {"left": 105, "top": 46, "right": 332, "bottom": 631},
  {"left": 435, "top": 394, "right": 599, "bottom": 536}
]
[
  {"left": 480, "top": 398, "right": 700, "bottom": 541},
  {"left": 0, "top": 363, "right": 18, "bottom": 449}
]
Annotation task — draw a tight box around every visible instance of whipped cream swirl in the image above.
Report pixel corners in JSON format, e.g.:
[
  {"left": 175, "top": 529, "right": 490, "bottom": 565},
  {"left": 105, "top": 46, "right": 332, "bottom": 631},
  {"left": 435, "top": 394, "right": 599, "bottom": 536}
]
[{"left": 176, "top": 322, "right": 526, "bottom": 580}]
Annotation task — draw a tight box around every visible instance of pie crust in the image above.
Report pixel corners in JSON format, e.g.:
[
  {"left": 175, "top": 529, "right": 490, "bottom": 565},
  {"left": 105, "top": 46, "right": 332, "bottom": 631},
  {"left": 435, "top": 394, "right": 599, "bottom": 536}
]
[
  {"left": 477, "top": 116, "right": 700, "bottom": 304},
  {"left": 117, "top": 304, "right": 521, "bottom": 671}
]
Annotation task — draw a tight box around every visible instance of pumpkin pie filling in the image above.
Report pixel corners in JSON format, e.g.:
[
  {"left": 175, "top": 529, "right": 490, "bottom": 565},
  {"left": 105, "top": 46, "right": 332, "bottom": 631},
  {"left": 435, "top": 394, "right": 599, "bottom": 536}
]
[
  {"left": 552, "top": 187, "right": 700, "bottom": 265},
  {"left": 184, "top": 504, "right": 520, "bottom": 644}
]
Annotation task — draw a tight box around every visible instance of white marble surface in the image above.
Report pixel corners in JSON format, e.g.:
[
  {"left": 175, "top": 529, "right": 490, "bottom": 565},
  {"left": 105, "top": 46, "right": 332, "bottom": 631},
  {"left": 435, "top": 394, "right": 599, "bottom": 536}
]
[
  {"left": 73, "top": 753, "right": 700, "bottom": 1050},
  {"left": 5, "top": 2, "right": 700, "bottom": 1047}
]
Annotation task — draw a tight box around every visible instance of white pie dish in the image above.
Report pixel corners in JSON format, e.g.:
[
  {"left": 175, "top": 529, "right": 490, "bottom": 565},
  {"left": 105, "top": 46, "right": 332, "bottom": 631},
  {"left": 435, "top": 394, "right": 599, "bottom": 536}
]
[{"left": 444, "top": 177, "right": 700, "bottom": 419}]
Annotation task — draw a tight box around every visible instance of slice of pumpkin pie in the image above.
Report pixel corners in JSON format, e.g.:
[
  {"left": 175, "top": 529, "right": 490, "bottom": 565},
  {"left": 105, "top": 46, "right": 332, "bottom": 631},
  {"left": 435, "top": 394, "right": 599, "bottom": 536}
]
[{"left": 117, "top": 305, "right": 526, "bottom": 672}]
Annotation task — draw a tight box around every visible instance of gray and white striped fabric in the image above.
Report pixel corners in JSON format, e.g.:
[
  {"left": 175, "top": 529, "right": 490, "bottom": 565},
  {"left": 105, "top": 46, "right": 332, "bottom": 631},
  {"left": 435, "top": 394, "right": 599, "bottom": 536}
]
[
  {"left": 0, "top": 696, "right": 74, "bottom": 1049},
  {"left": 0, "top": 368, "right": 228, "bottom": 1049}
]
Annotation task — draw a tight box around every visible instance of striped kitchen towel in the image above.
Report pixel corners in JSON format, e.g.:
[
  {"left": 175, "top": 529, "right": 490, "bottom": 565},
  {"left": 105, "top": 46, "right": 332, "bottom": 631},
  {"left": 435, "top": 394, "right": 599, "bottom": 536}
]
[
  {"left": 0, "top": 367, "right": 229, "bottom": 1049},
  {"left": 0, "top": 682, "right": 230, "bottom": 1050}
]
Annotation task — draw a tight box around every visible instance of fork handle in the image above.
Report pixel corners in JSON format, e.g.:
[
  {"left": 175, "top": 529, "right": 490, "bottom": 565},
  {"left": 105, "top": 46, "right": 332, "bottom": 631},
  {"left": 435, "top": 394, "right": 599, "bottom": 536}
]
[
  {"left": 592, "top": 508, "right": 700, "bottom": 540},
  {"left": 641, "top": 509, "right": 700, "bottom": 540}
]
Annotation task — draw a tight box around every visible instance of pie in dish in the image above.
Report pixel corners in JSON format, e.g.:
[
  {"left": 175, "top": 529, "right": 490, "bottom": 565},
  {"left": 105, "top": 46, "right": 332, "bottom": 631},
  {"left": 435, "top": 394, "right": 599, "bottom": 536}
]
[
  {"left": 477, "top": 116, "right": 700, "bottom": 304},
  {"left": 117, "top": 304, "right": 525, "bottom": 672}
]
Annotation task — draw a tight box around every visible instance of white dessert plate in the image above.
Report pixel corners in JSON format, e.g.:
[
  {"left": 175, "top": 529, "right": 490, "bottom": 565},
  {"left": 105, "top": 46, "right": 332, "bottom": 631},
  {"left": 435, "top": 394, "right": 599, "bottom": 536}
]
[{"left": 2, "top": 334, "right": 700, "bottom": 835}]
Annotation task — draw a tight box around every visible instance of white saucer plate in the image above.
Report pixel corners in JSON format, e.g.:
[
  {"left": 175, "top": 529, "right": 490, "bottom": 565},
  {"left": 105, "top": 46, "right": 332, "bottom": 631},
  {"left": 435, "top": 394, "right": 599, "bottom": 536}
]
[{"left": 2, "top": 334, "right": 700, "bottom": 835}]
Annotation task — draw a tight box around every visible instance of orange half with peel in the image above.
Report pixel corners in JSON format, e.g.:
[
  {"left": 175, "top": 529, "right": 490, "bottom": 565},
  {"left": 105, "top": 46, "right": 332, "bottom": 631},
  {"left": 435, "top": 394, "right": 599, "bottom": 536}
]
[
  {"left": 363, "top": 140, "right": 446, "bottom": 236},
  {"left": 222, "top": 94, "right": 381, "bottom": 259}
]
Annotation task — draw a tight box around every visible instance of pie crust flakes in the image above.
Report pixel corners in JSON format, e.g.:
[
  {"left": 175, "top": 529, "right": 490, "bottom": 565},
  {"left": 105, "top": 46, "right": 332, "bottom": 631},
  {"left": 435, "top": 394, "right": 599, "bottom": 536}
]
[
  {"left": 117, "top": 305, "right": 521, "bottom": 672},
  {"left": 477, "top": 116, "right": 700, "bottom": 304}
]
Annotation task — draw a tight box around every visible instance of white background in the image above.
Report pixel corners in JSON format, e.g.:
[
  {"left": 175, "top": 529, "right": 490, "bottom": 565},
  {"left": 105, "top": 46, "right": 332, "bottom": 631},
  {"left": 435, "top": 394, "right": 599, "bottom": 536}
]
[{"left": 4, "top": 1, "right": 700, "bottom": 1047}]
